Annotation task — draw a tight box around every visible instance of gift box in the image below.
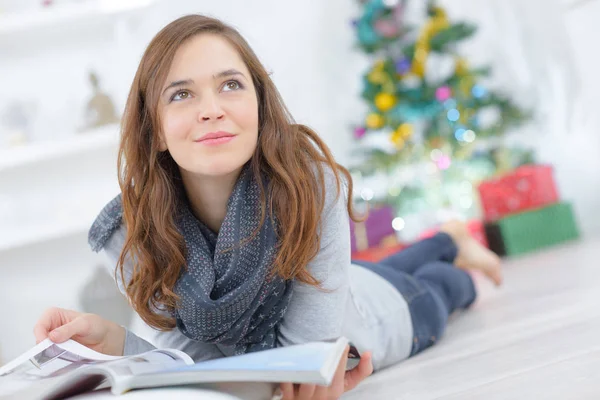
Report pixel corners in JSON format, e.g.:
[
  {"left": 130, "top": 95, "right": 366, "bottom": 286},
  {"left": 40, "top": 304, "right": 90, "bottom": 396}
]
[
  {"left": 349, "top": 205, "right": 397, "bottom": 253},
  {"left": 484, "top": 202, "right": 579, "bottom": 256},
  {"left": 419, "top": 219, "right": 489, "bottom": 248},
  {"left": 477, "top": 164, "right": 559, "bottom": 221}
]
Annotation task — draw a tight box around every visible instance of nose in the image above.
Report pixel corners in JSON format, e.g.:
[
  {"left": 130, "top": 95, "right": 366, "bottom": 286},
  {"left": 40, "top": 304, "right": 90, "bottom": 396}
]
[{"left": 198, "top": 93, "right": 224, "bottom": 122}]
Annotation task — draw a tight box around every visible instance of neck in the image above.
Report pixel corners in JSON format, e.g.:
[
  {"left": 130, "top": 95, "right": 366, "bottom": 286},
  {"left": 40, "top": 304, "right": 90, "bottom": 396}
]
[{"left": 180, "top": 168, "right": 242, "bottom": 233}]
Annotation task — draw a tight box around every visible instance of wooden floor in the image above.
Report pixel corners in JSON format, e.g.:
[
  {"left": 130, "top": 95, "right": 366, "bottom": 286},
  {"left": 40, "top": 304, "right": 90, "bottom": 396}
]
[{"left": 343, "top": 237, "right": 600, "bottom": 400}]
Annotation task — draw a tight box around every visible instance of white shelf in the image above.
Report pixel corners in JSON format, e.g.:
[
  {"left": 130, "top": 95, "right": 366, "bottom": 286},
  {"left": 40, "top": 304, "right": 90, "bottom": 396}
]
[
  {"left": 0, "top": 124, "right": 120, "bottom": 172},
  {"left": 0, "top": 218, "right": 91, "bottom": 253},
  {"left": 0, "top": 184, "right": 119, "bottom": 253},
  {"left": 0, "top": 0, "right": 156, "bottom": 36}
]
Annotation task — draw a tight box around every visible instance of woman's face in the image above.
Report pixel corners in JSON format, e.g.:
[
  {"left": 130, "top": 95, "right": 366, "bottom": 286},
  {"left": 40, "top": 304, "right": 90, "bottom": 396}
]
[{"left": 157, "top": 33, "right": 259, "bottom": 177}]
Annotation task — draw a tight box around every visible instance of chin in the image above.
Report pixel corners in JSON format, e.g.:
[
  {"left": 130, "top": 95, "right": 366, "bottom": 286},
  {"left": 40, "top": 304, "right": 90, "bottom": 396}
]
[{"left": 193, "top": 157, "right": 250, "bottom": 178}]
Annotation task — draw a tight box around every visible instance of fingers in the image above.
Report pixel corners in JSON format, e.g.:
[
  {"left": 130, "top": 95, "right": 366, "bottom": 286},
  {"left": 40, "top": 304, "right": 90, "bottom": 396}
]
[
  {"left": 332, "top": 345, "right": 350, "bottom": 384},
  {"left": 48, "top": 316, "right": 91, "bottom": 343},
  {"left": 33, "top": 322, "right": 51, "bottom": 344},
  {"left": 280, "top": 382, "right": 295, "bottom": 400},
  {"left": 313, "top": 383, "right": 335, "bottom": 400},
  {"left": 307, "top": 345, "right": 348, "bottom": 400},
  {"left": 33, "top": 307, "right": 70, "bottom": 344},
  {"left": 278, "top": 346, "right": 365, "bottom": 400},
  {"left": 296, "top": 384, "right": 316, "bottom": 400},
  {"left": 344, "top": 350, "right": 373, "bottom": 392}
]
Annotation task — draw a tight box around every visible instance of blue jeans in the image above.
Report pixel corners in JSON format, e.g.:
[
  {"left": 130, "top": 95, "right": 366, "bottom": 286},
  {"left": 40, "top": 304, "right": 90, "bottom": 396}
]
[{"left": 351, "top": 233, "right": 476, "bottom": 356}]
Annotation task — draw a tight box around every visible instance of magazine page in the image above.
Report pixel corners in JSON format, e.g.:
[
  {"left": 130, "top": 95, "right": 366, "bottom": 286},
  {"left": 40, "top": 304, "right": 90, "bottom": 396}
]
[
  {"left": 0, "top": 339, "right": 192, "bottom": 398},
  {"left": 13, "top": 350, "right": 195, "bottom": 399},
  {"left": 0, "top": 339, "right": 122, "bottom": 397}
]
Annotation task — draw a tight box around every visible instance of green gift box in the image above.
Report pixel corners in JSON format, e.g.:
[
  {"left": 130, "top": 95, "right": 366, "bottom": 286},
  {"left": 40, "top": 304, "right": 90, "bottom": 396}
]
[{"left": 484, "top": 202, "right": 580, "bottom": 256}]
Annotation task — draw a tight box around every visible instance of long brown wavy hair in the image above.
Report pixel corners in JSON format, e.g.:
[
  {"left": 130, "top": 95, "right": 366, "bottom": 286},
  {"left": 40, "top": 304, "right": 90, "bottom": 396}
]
[{"left": 117, "top": 14, "right": 361, "bottom": 330}]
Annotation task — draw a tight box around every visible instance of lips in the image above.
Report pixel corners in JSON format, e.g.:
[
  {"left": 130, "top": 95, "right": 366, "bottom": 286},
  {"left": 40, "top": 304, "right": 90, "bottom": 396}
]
[{"left": 195, "top": 131, "right": 235, "bottom": 142}]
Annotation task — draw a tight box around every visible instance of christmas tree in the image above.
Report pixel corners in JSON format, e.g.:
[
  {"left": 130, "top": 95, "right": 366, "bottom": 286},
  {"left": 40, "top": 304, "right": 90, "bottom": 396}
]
[{"left": 350, "top": 0, "right": 532, "bottom": 232}]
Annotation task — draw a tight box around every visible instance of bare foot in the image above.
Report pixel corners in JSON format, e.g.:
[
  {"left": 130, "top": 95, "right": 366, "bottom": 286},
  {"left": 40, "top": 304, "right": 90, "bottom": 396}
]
[{"left": 440, "top": 220, "right": 503, "bottom": 286}]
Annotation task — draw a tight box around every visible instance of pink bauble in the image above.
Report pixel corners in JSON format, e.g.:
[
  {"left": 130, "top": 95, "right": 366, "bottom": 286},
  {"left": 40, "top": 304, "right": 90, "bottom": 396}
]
[
  {"left": 436, "top": 155, "right": 452, "bottom": 170},
  {"left": 354, "top": 127, "right": 367, "bottom": 139},
  {"left": 374, "top": 19, "right": 399, "bottom": 38},
  {"left": 435, "top": 86, "right": 452, "bottom": 102}
]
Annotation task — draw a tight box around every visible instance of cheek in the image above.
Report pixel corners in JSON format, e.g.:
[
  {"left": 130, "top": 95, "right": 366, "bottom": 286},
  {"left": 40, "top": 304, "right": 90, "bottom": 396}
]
[
  {"left": 162, "top": 107, "right": 193, "bottom": 143},
  {"left": 231, "top": 98, "right": 259, "bottom": 136}
]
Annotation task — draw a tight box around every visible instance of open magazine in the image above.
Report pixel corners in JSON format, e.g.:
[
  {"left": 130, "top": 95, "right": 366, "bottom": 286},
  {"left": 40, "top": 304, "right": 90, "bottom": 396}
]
[{"left": 0, "top": 336, "right": 350, "bottom": 399}]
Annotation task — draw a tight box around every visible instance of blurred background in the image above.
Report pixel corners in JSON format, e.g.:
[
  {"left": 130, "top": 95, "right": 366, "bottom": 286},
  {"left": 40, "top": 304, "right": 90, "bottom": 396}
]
[{"left": 0, "top": 0, "right": 598, "bottom": 363}]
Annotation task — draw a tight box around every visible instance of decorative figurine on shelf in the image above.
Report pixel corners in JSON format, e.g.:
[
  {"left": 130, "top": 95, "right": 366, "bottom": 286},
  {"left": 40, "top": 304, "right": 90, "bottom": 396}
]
[
  {"left": 0, "top": 101, "right": 37, "bottom": 148},
  {"left": 81, "top": 71, "right": 120, "bottom": 131}
]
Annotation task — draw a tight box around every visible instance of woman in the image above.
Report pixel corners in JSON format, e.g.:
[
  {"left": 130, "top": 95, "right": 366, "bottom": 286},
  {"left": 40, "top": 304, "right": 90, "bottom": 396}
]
[{"left": 34, "top": 15, "right": 501, "bottom": 400}]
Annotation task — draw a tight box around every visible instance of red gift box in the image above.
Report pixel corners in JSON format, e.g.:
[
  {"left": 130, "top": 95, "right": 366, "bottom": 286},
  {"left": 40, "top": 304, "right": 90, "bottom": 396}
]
[
  {"left": 477, "top": 164, "right": 559, "bottom": 221},
  {"left": 419, "top": 220, "right": 489, "bottom": 248}
]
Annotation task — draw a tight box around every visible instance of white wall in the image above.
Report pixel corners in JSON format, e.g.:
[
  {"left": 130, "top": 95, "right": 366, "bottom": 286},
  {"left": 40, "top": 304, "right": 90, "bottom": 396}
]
[{"left": 0, "top": 0, "right": 598, "bottom": 362}]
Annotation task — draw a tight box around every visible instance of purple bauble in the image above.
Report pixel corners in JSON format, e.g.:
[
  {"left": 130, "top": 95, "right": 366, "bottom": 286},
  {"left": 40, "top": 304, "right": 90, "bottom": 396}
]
[{"left": 395, "top": 58, "right": 411, "bottom": 74}]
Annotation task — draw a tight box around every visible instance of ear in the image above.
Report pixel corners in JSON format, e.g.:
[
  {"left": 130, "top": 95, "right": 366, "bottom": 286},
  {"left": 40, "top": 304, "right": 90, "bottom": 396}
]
[{"left": 157, "top": 135, "right": 168, "bottom": 152}]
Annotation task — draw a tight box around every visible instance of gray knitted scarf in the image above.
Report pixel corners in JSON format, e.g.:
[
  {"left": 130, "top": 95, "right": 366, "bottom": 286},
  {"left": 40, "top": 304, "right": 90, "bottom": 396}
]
[{"left": 88, "top": 165, "right": 293, "bottom": 355}]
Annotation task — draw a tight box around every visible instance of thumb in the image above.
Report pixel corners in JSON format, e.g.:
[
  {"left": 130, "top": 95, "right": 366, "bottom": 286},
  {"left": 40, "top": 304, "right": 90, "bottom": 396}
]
[{"left": 49, "top": 317, "right": 89, "bottom": 343}]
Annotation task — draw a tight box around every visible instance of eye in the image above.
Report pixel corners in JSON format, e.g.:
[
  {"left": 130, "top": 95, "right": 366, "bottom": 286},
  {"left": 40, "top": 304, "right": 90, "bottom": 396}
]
[
  {"left": 223, "top": 80, "right": 242, "bottom": 92},
  {"left": 171, "top": 90, "right": 191, "bottom": 101}
]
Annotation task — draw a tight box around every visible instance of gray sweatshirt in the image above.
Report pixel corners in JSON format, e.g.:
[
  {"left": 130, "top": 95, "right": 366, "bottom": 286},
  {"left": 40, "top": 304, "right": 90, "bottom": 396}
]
[{"left": 102, "top": 170, "right": 413, "bottom": 371}]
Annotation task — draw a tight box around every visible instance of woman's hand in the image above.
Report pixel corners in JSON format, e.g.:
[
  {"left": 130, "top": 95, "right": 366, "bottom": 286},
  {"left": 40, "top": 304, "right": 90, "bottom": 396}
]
[
  {"left": 33, "top": 307, "right": 126, "bottom": 357},
  {"left": 279, "top": 346, "right": 373, "bottom": 400}
]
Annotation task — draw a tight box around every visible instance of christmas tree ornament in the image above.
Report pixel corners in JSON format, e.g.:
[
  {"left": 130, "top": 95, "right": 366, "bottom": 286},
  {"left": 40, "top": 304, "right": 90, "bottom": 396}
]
[
  {"left": 447, "top": 109, "right": 460, "bottom": 122},
  {"left": 435, "top": 86, "right": 452, "bottom": 102},
  {"left": 395, "top": 58, "right": 411, "bottom": 75},
  {"left": 368, "top": 69, "right": 387, "bottom": 84},
  {"left": 463, "top": 130, "right": 476, "bottom": 143},
  {"left": 390, "top": 133, "right": 405, "bottom": 149},
  {"left": 396, "top": 123, "right": 413, "bottom": 139},
  {"left": 366, "top": 113, "right": 385, "bottom": 129},
  {"left": 471, "top": 84, "right": 487, "bottom": 98},
  {"left": 374, "top": 18, "right": 400, "bottom": 38},
  {"left": 375, "top": 92, "right": 397, "bottom": 112},
  {"left": 354, "top": 126, "right": 367, "bottom": 139}
]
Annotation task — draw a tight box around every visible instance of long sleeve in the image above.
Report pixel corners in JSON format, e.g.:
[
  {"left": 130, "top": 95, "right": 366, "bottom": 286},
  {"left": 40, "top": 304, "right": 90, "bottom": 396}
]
[{"left": 276, "top": 168, "right": 351, "bottom": 347}]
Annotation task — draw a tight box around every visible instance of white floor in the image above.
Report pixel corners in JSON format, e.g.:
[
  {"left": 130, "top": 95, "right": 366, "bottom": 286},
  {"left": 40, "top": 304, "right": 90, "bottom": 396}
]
[
  {"left": 8, "top": 237, "right": 600, "bottom": 400},
  {"left": 344, "top": 237, "right": 600, "bottom": 400}
]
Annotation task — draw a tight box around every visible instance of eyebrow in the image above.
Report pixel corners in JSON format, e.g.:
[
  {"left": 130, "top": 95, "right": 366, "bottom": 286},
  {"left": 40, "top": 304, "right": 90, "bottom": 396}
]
[{"left": 161, "top": 69, "right": 245, "bottom": 96}]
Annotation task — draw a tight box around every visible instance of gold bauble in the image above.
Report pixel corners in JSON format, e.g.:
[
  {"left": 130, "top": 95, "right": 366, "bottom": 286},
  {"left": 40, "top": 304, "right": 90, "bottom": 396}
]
[
  {"left": 366, "top": 113, "right": 385, "bottom": 129},
  {"left": 368, "top": 70, "right": 386, "bottom": 84},
  {"left": 391, "top": 135, "right": 405, "bottom": 149},
  {"left": 375, "top": 93, "right": 397, "bottom": 112},
  {"left": 396, "top": 123, "right": 413, "bottom": 139}
]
